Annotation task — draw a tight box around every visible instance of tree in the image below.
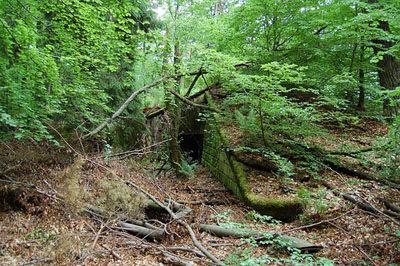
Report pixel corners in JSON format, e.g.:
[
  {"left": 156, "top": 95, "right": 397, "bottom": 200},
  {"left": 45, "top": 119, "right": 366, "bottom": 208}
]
[
  {"left": 0, "top": 0, "right": 157, "bottom": 141},
  {"left": 367, "top": 0, "right": 400, "bottom": 118}
]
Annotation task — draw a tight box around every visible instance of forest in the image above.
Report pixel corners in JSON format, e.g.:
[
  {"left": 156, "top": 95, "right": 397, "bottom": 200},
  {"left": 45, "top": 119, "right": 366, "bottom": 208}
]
[{"left": 0, "top": 0, "right": 399, "bottom": 265}]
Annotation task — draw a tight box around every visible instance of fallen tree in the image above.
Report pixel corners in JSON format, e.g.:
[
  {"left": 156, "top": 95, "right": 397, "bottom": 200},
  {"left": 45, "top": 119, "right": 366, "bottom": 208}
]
[{"left": 199, "top": 224, "right": 323, "bottom": 253}]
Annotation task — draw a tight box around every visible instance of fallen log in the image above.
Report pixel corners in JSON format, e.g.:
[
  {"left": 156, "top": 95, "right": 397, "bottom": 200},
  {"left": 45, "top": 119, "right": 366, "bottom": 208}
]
[
  {"left": 321, "top": 181, "right": 400, "bottom": 220},
  {"left": 379, "top": 198, "right": 400, "bottom": 214},
  {"left": 199, "top": 224, "right": 323, "bottom": 253},
  {"left": 127, "top": 181, "right": 223, "bottom": 265},
  {"left": 230, "top": 150, "right": 279, "bottom": 172},
  {"left": 118, "top": 222, "right": 165, "bottom": 241}
]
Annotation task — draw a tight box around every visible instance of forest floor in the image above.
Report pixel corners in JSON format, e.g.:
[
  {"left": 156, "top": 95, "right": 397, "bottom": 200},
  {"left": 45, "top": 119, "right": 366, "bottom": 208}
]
[{"left": 1, "top": 118, "right": 400, "bottom": 265}]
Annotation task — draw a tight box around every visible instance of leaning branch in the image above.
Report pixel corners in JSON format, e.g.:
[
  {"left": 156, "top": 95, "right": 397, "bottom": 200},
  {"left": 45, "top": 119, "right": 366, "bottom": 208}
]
[
  {"left": 85, "top": 76, "right": 170, "bottom": 138},
  {"left": 167, "top": 89, "right": 222, "bottom": 113}
]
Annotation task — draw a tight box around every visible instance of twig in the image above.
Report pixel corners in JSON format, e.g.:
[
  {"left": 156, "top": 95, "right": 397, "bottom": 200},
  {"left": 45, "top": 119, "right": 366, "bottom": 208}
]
[
  {"left": 167, "top": 88, "right": 222, "bottom": 113},
  {"left": 44, "top": 122, "right": 80, "bottom": 155},
  {"left": 100, "top": 244, "right": 122, "bottom": 261},
  {"left": 355, "top": 245, "right": 378, "bottom": 266},
  {"left": 156, "top": 251, "right": 195, "bottom": 266},
  {"left": 92, "top": 224, "right": 105, "bottom": 249},
  {"left": 75, "top": 129, "right": 86, "bottom": 155},
  {"left": 165, "top": 246, "right": 205, "bottom": 257},
  {"left": 327, "top": 222, "right": 378, "bottom": 266},
  {"left": 0, "top": 139, "right": 15, "bottom": 153},
  {"left": 279, "top": 209, "right": 355, "bottom": 235},
  {"left": 210, "top": 243, "right": 234, "bottom": 247},
  {"left": 19, "top": 258, "right": 53, "bottom": 266},
  {"left": 356, "top": 196, "right": 400, "bottom": 226},
  {"left": 0, "top": 162, "right": 23, "bottom": 176},
  {"left": 0, "top": 177, "right": 61, "bottom": 201}
]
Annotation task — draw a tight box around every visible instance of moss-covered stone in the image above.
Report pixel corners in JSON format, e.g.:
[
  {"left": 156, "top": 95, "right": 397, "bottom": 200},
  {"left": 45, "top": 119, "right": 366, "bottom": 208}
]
[{"left": 202, "top": 92, "right": 303, "bottom": 221}]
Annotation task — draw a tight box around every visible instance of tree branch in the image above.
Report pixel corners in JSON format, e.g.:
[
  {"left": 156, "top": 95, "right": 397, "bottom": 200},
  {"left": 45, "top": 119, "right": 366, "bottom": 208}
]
[
  {"left": 167, "top": 89, "right": 222, "bottom": 113},
  {"left": 85, "top": 76, "right": 170, "bottom": 138}
]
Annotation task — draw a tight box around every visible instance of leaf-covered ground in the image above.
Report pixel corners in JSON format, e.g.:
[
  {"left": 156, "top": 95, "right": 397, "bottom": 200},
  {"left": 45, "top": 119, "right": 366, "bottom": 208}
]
[{"left": 0, "top": 119, "right": 399, "bottom": 265}]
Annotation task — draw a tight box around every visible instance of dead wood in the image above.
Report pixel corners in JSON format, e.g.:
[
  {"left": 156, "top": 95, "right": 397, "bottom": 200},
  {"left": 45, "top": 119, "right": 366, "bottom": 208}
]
[
  {"left": 0, "top": 162, "right": 23, "bottom": 177},
  {"left": 199, "top": 224, "right": 323, "bottom": 253},
  {"left": 184, "top": 68, "right": 203, "bottom": 97},
  {"left": 118, "top": 222, "right": 165, "bottom": 241},
  {"left": 165, "top": 247, "right": 205, "bottom": 258},
  {"left": 159, "top": 251, "right": 196, "bottom": 266},
  {"left": 328, "top": 147, "right": 374, "bottom": 156},
  {"left": 100, "top": 244, "right": 122, "bottom": 261},
  {"left": 230, "top": 150, "right": 279, "bottom": 172},
  {"left": 379, "top": 198, "right": 400, "bottom": 214},
  {"left": 145, "top": 86, "right": 212, "bottom": 120},
  {"left": 126, "top": 181, "right": 224, "bottom": 265},
  {"left": 177, "top": 200, "right": 233, "bottom": 206},
  {"left": 167, "top": 88, "right": 221, "bottom": 113},
  {"left": 321, "top": 180, "right": 400, "bottom": 221},
  {"left": 85, "top": 75, "right": 171, "bottom": 138}
]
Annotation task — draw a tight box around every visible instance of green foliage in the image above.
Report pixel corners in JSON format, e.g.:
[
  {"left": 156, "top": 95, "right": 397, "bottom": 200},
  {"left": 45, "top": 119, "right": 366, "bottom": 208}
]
[
  {"left": 225, "top": 62, "right": 322, "bottom": 148},
  {"left": 216, "top": 210, "right": 334, "bottom": 266},
  {"left": 26, "top": 227, "right": 57, "bottom": 243},
  {"left": 245, "top": 210, "right": 281, "bottom": 225},
  {"left": 376, "top": 113, "right": 400, "bottom": 182},
  {"left": 297, "top": 186, "right": 335, "bottom": 221},
  {"left": 176, "top": 155, "right": 198, "bottom": 179},
  {"left": 0, "top": 0, "right": 157, "bottom": 141}
]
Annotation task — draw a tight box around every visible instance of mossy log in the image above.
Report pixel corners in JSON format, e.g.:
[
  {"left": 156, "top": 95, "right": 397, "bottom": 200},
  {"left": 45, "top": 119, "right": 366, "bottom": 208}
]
[{"left": 199, "top": 224, "right": 323, "bottom": 253}]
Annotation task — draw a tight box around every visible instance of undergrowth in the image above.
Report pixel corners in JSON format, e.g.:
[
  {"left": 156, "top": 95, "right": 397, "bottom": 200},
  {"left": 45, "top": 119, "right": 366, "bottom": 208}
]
[
  {"left": 215, "top": 210, "right": 334, "bottom": 266},
  {"left": 59, "top": 158, "right": 146, "bottom": 219}
]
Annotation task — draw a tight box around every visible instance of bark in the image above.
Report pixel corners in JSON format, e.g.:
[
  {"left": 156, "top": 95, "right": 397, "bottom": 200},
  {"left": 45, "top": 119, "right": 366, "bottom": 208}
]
[
  {"left": 379, "top": 198, "right": 400, "bottom": 214},
  {"left": 167, "top": 89, "right": 221, "bottom": 113},
  {"left": 357, "top": 43, "right": 366, "bottom": 111},
  {"left": 368, "top": 0, "right": 400, "bottom": 118},
  {"left": 321, "top": 180, "right": 400, "bottom": 220},
  {"left": 199, "top": 224, "right": 323, "bottom": 253},
  {"left": 231, "top": 150, "right": 279, "bottom": 172},
  {"left": 118, "top": 222, "right": 165, "bottom": 241},
  {"left": 127, "top": 181, "right": 223, "bottom": 265}
]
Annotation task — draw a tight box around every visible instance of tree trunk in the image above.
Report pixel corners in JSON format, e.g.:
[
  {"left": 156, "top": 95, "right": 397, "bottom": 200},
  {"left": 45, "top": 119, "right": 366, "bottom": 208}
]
[
  {"left": 378, "top": 52, "right": 400, "bottom": 118},
  {"left": 357, "top": 43, "right": 366, "bottom": 111},
  {"left": 163, "top": 26, "right": 185, "bottom": 179},
  {"left": 368, "top": 0, "right": 400, "bottom": 118}
]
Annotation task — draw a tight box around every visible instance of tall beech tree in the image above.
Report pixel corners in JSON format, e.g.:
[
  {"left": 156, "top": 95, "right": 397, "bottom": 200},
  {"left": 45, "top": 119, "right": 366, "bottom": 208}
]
[{"left": 368, "top": 0, "right": 400, "bottom": 118}]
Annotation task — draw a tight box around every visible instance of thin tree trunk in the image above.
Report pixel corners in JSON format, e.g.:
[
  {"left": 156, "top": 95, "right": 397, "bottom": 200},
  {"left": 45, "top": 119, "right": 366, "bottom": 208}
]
[
  {"left": 169, "top": 41, "right": 186, "bottom": 179},
  {"left": 162, "top": 26, "right": 185, "bottom": 179},
  {"left": 357, "top": 43, "right": 366, "bottom": 111}
]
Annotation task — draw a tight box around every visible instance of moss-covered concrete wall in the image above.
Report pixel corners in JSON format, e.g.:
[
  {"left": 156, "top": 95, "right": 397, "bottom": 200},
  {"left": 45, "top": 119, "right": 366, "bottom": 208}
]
[{"left": 201, "top": 93, "right": 303, "bottom": 221}]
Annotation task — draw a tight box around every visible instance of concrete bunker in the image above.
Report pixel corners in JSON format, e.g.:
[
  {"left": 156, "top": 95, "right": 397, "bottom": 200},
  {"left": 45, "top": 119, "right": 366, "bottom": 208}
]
[{"left": 179, "top": 106, "right": 205, "bottom": 162}]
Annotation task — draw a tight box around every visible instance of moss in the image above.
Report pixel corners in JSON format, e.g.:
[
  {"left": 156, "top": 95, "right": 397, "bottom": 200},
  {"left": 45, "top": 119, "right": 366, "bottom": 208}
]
[
  {"left": 246, "top": 194, "right": 303, "bottom": 221},
  {"left": 202, "top": 92, "right": 304, "bottom": 221}
]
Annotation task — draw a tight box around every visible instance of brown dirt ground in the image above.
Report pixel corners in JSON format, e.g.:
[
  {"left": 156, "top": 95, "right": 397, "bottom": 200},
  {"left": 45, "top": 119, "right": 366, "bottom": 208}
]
[{"left": 0, "top": 117, "right": 399, "bottom": 265}]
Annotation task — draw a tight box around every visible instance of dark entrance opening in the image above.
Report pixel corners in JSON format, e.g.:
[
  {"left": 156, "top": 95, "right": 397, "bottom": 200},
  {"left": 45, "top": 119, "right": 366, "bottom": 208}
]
[{"left": 179, "top": 133, "right": 204, "bottom": 162}]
